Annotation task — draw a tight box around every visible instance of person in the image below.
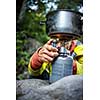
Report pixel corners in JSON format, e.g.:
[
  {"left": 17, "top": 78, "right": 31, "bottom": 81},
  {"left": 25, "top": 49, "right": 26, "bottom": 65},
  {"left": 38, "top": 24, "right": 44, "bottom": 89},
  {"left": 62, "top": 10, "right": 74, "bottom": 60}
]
[{"left": 28, "top": 38, "right": 83, "bottom": 80}]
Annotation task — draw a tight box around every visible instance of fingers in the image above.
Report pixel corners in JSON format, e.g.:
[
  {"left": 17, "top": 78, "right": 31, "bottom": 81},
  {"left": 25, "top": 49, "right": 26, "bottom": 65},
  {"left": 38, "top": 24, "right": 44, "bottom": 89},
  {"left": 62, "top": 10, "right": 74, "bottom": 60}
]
[
  {"left": 42, "top": 48, "right": 59, "bottom": 58},
  {"left": 39, "top": 57, "right": 50, "bottom": 63},
  {"left": 38, "top": 47, "right": 59, "bottom": 63},
  {"left": 44, "top": 44, "right": 58, "bottom": 52},
  {"left": 39, "top": 52, "right": 54, "bottom": 63},
  {"left": 46, "top": 39, "right": 54, "bottom": 45},
  {"left": 38, "top": 39, "right": 59, "bottom": 63},
  {"left": 41, "top": 54, "right": 54, "bottom": 62},
  {"left": 44, "top": 39, "right": 58, "bottom": 52}
]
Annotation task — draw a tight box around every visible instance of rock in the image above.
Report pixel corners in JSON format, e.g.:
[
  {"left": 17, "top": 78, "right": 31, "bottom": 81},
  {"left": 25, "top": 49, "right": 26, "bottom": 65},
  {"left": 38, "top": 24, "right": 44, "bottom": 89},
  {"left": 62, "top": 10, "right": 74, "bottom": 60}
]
[
  {"left": 25, "top": 38, "right": 42, "bottom": 54},
  {"left": 16, "top": 75, "right": 83, "bottom": 100},
  {"left": 16, "top": 79, "right": 49, "bottom": 98}
]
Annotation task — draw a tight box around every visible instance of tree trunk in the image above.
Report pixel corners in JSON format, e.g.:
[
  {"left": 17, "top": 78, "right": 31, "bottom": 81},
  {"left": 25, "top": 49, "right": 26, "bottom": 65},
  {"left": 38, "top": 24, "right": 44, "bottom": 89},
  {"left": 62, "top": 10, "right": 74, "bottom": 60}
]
[{"left": 16, "top": 0, "right": 27, "bottom": 24}]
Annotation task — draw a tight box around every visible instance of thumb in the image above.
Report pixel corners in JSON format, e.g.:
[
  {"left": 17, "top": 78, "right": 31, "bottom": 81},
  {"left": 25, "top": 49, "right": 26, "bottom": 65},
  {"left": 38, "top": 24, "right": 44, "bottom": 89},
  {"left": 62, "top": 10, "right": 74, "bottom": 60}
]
[{"left": 47, "top": 39, "right": 54, "bottom": 45}]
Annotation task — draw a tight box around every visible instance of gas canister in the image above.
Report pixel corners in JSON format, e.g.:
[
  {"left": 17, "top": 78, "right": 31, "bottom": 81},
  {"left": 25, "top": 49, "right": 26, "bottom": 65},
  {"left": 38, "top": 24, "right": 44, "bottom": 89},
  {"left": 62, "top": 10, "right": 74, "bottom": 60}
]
[{"left": 49, "top": 46, "right": 73, "bottom": 83}]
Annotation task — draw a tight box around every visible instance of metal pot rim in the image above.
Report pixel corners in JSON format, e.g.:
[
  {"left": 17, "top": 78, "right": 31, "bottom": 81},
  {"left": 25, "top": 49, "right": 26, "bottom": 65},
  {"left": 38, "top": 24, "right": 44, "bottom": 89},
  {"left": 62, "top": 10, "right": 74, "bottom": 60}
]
[{"left": 46, "top": 9, "right": 83, "bottom": 17}]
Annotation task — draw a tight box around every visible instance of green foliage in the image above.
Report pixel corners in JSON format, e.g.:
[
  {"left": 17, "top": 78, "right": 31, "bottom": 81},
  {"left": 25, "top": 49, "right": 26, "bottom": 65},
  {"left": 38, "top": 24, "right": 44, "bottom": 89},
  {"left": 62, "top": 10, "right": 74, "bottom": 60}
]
[
  {"left": 18, "top": 10, "right": 49, "bottom": 42},
  {"left": 58, "top": 0, "right": 82, "bottom": 10},
  {"left": 16, "top": 31, "right": 29, "bottom": 80},
  {"left": 16, "top": 10, "right": 49, "bottom": 79}
]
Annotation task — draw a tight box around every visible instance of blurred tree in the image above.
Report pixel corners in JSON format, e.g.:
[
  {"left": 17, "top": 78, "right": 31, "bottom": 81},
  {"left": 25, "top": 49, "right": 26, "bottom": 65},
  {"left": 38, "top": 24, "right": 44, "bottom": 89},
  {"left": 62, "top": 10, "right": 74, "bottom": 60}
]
[
  {"left": 16, "top": 0, "right": 24, "bottom": 21},
  {"left": 58, "top": 0, "right": 83, "bottom": 10}
]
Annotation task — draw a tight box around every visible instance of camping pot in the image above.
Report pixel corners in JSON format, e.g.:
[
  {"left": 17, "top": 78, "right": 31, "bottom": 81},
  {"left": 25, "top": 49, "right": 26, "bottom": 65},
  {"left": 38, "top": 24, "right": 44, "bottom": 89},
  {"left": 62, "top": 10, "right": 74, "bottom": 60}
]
[{"left": 46, "top": 9, "right": 83, "bottom": 39}]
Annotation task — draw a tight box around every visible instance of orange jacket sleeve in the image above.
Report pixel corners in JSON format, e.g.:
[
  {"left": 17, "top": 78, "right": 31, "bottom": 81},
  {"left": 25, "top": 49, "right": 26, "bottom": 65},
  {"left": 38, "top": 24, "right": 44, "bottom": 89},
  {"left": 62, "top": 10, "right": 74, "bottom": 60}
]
[{"left": 30, "top": 48, "right": 43, "bottom": 70}]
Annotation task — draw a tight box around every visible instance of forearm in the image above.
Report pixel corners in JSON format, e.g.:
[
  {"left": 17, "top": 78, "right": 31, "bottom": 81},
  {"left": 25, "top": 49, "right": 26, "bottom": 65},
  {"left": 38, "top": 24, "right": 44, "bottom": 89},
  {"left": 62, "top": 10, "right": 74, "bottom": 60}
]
[
  {"left": 28, "top": 47, "right": 44, "bottom": 76},
  {"left": 30, "top": 48, "right": 43, "bottom": 70}
]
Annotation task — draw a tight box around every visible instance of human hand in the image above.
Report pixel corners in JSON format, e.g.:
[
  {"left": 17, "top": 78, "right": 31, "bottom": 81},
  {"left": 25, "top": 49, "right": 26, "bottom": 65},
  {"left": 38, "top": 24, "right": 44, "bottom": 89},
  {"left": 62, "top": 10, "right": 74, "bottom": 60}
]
[{"left": 38, "top": 39, "right": 59, "bottom": 63}]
